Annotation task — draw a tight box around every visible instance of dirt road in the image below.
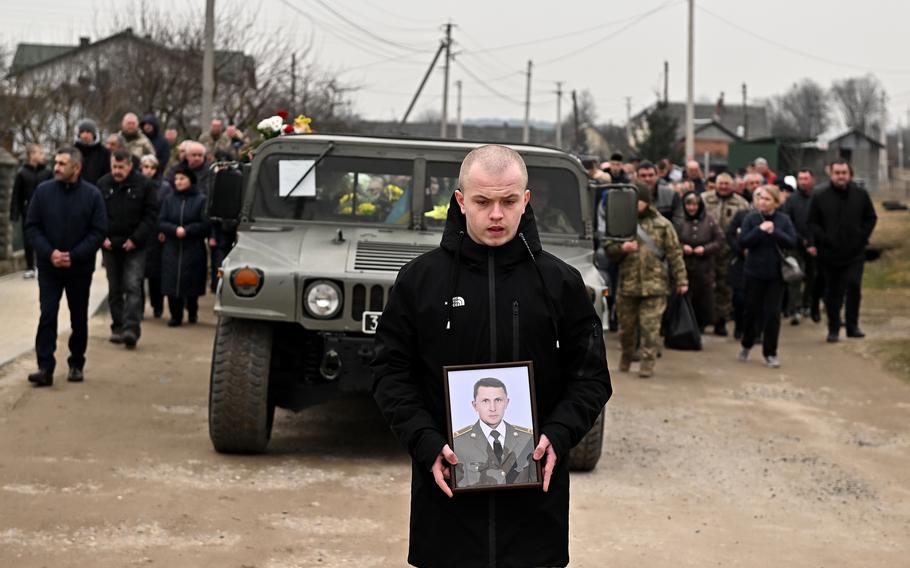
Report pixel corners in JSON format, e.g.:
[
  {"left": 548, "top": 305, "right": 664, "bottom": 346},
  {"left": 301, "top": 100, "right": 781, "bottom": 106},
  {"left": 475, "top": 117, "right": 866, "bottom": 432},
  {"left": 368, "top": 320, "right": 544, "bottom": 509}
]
[{"left": 1, "top": 297, "right": 908, "bottom": 567}]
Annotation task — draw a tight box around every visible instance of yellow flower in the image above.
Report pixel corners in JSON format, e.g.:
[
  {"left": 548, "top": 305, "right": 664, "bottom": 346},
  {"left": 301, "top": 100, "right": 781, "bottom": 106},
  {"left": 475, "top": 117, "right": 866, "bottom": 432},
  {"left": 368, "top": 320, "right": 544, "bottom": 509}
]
[
  {"left": 339, "top": 206, "right": 352, "bottom": 215},
  {"left": 385, "top": 184, "right": 404, "bottom": 201},
  {"left": 293, "top": 115, "right": 313, "bottom": 134},
  {"left": 338, "top": 193, "right": 353, "bottom": 205},
  {"left": 424, "top": 204, "right": 449, "bottom": 220},
  {"left": 356, "top": 202, "right": 377, "bottom": 216}
]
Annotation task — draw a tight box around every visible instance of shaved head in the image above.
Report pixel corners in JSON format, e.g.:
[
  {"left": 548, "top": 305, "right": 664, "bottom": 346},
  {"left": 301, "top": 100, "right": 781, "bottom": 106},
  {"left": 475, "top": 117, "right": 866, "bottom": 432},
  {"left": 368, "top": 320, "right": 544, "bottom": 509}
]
[{"left": 459, "top": 144, "right": 528, "bottom": 193}]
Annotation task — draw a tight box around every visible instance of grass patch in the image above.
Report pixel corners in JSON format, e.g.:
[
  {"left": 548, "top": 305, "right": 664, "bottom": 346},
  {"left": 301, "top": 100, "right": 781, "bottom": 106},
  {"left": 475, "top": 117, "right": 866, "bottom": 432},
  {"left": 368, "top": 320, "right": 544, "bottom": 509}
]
[
  {"left": 865, "top": 208, "right": 910, "bottom": 290},
  {"left": 864, "top": 205, "right": 910, "bottom": 383}
]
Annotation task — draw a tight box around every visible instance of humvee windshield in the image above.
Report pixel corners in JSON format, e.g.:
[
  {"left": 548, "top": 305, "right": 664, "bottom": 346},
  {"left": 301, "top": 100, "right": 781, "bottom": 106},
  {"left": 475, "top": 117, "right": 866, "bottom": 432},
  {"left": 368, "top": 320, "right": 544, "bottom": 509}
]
[
  {"left": 424, "top": 162, "right": 583, "bottom": 235},
  {"left": 252, "top": 153, "right": 583, "bottom": 235},
  {"left": 253, "top": 154, "right": 413, "bottom": 225}
]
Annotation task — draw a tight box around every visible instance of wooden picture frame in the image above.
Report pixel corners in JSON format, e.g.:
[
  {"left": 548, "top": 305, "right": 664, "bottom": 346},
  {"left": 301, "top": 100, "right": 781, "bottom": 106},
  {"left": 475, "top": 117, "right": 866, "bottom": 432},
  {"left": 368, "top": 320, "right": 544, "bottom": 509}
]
[{"left": 443, "top": 361, "right": 542, "bottom": 493}]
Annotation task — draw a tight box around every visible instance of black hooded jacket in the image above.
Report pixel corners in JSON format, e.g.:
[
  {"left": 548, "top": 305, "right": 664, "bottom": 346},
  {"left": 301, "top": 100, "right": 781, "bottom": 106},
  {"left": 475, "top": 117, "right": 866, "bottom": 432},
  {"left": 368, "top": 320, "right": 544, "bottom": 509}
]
[
  {"left": 10, "top": 163, "right": 52, "bottom": 221},
  {"left": 140, "top": 114, "right": 171, "bottom": 169},
  {"left": 74, "top": 134, "right": 111, "bottom": 185},
  {"left": 371, "top": 195, "right": 612, "bottom": 568}
]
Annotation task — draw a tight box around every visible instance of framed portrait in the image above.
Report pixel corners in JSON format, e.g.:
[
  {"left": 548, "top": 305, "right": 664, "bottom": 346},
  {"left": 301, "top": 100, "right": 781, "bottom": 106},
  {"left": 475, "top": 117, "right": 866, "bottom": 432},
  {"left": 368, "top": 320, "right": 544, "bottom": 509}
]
[{"left": 443, "top": 361, "right": 542, "bottom": 493}]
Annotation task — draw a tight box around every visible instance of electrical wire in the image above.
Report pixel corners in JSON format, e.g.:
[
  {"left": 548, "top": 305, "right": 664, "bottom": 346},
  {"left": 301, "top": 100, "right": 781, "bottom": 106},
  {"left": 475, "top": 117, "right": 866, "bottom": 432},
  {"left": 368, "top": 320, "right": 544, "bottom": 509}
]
[
  {"left": 455, "top": 59, "right": 524, "bottom": 105},
  {"left": 698, "top": 5, "right": 910, "bottom": 75},
  {"left": 537, "top": 0, "right": 682, "bottom": 67},
  {"left": 305, "top": 0, "right": 430, "bottom": 53}
]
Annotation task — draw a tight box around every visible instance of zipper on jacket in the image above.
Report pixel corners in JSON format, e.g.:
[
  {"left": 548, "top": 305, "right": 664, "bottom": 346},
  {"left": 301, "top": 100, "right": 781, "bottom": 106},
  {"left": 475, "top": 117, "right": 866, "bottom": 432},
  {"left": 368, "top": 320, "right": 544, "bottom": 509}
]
[
  {"left": 488, "top": 249, "right": 497, "bottom": 362},
  {"left": 512, "top": 300, "right": 520, "bottom": 361},
  {"left": 176, "top": 198, "right": 186, "bottom": 291}
]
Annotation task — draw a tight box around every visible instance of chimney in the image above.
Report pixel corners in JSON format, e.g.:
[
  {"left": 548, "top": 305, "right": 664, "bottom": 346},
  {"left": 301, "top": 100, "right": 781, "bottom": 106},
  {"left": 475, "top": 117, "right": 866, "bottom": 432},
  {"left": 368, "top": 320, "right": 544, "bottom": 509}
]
[{"left": 79, "top": 36, "right": 90, "bottom": 47}]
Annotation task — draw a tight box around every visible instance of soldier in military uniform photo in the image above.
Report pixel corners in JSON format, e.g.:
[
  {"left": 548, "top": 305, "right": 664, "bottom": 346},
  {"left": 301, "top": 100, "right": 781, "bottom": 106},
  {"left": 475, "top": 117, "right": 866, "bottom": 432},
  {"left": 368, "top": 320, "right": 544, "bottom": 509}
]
[{"left": 452, "top": 377, "right": 537, "bottom": 488}]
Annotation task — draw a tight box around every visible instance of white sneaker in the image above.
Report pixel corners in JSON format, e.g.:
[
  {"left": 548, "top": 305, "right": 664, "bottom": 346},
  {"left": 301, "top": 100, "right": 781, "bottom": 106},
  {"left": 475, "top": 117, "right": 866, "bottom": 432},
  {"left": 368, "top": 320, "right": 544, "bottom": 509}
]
[
  {"left": 764, "top": 355, "right": 781, "bottom": 368},
  {"left": 23, "top": 270, "right": 35, "bottom": 279},
  {"left": 738, "top": 348, "right": 750, "bottom": 362}
]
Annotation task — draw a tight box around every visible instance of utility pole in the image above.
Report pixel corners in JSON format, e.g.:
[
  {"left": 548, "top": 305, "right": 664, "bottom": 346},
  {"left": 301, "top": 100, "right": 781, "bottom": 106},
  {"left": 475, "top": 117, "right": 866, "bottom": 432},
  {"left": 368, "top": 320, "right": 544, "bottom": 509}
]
[
  {"left": 555, "top": 81, "right": 563, "bottom": 149},
  {"left": 898, "top": 117, "right": 904, "bottom": 171},
  {"left": 684, "top": 0, "right": 695, "bottom": 160},
  {"left": 572, "top": 89, "right": 581, "bottom": 152},
  {"left": 401, "top": 41, "right": 445, "bottom": 124},
  {"left": 290, "top": 53, "right": 297, "bottom": 115},
  {"left": 625, "top": 96, "right": 632, "bottom": 146},
  {"left": 879, "top": 91, "right": 889, "bottom": 184},
  {"left": 201, "top": 0, "right": 215, "bottom": 133},
  {"left": 663, "top": 61, "right": 669, "bottom": 105},
  {"left": 522, "top": 60, "right": 533, "bottom": 143},
  {"left": 742, "top": 82, "right": 748, "bottom": 139},
  {"left": 441, "top": 22, "right": 453, "bottom": 138},
  {"left": 455, "top": 80, "right": 463, "bottom": 139}
]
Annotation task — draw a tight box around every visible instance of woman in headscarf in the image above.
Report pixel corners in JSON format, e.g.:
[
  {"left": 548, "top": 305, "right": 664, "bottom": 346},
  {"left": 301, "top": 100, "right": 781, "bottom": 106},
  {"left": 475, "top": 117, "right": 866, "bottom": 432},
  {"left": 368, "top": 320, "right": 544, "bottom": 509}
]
[{"left": 677, "top": 191, "right": 724, "bottom": 331}]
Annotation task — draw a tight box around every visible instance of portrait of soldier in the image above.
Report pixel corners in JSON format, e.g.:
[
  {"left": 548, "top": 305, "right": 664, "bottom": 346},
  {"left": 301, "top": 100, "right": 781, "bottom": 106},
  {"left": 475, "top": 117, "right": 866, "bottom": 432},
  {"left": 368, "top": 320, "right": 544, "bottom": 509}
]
[{"left": 452, "top": 376, "right": 537, "bottom": 488}]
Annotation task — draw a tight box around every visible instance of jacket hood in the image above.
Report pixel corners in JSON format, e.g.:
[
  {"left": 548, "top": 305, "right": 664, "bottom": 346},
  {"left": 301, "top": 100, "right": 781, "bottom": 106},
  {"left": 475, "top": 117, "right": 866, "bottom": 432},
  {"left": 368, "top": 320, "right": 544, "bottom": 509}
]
[
  {"left": 140, "top": 114, "right": 161, "bottom": 138},
  {"left": 438, "top": 192, "right": 557, "bottom": 342},
  {"left": 439, "top": 192, "right": 542, "bottom": 262},
  {"left": 682, "top": 190, "right": 705, "bottom": 220}
]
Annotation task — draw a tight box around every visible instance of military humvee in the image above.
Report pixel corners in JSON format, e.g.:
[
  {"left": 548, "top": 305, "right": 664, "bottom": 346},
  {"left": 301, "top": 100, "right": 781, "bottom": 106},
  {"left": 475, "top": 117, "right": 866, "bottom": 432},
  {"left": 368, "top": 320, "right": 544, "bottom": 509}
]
[{"left": 206, "top": 133, "right": 636, "bottom": 471}]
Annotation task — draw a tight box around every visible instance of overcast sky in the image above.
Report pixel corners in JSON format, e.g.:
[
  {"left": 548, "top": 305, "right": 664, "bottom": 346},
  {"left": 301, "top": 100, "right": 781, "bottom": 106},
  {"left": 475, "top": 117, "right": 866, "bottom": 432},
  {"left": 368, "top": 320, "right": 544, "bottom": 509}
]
[{"left": 3, "top": 0, "right": 909, "bottom": 128}]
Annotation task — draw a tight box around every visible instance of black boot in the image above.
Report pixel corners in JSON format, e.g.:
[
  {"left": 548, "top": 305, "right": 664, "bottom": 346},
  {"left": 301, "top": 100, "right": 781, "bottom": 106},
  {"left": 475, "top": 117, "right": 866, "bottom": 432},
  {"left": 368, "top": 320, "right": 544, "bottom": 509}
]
[
  {"left": 27, "top": 369, "right": 53, "bottom": 387},
  {"left": 714, "top": 319, "right": 728, "bottom": 337}
]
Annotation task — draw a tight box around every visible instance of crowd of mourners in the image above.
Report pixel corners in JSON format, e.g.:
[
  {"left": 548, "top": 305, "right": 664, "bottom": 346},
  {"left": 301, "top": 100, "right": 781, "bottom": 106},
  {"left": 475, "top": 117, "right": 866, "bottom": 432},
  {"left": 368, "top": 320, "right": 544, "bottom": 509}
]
[
  {"left": 8, "top": 115, "right": 878, "bottom": 385},
  {"left": 588, "top": 152, "right": 877, "bottom": 377},
  {"left": 9, "top": 112, "right": 249, "bottom": 385}
]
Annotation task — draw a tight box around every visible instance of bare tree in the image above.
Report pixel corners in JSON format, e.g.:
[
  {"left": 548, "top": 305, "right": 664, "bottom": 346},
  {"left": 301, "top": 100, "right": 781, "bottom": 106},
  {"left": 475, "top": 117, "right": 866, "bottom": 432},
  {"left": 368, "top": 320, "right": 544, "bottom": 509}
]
[
  {"left": 768, "top": 79, "right": 830, "bottom": 139},
  {"left": 830, "top": 75, "right": 884, "bottom": 135},
  {"left": 1, "top": 0, "right": 358, "bottom": 151}
]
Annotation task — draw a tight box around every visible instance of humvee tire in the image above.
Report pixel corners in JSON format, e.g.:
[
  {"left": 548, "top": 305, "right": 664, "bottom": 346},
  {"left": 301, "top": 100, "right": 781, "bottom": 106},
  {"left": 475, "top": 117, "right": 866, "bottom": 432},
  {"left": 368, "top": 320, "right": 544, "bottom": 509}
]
[
  {"left": 568, "top": 408, "right": 605, "bottom": 471},
  {"left": 209, "top": 316, "right": 275, "bottom": 453}
]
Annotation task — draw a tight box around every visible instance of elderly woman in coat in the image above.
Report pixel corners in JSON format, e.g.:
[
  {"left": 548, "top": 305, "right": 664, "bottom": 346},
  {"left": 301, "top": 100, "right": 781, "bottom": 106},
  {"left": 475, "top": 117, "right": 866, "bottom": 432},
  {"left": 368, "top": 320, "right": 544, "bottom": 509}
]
[
  {"left": 159, "top": 165, "right": 209, "bottom": 326},
  {"left": 678, "top": 191, "right": 725, "bottom": 330}
]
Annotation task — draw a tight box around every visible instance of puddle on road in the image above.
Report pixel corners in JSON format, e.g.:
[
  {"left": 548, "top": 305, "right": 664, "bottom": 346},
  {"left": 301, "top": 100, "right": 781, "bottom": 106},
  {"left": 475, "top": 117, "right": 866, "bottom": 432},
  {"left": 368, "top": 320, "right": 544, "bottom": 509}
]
[{"left": 3, "top": 482, "right": 101, "bottom": 495}]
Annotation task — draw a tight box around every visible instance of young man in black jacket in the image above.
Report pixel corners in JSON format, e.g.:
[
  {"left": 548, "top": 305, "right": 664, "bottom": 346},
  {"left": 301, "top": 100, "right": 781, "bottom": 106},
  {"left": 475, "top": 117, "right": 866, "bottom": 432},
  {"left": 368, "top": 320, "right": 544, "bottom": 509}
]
[
  {"left": 97, "top": 149, "right": 159, "bottom": 347},
  {"left": 10, "top": 144, "right": 52, "bottom": 278},
  {"left": 24, "top": 147, "right": 107, "bottom": 386},
  {"left": 371, "top": 145, "right": 612, "bottom": 568},
  {"left": 808, "top": 159, "right": 877, "bottom": 342}
]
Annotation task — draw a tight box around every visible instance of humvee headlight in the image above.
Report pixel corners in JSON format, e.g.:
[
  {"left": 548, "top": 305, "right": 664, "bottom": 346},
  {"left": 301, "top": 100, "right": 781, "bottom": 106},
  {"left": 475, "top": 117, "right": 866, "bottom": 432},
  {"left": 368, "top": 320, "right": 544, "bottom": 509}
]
[
  {"left": 230, "top": 267, "right": 264, "bottom": 297},
  {"left": 304, "top": 280, "right": 343, "bottom": 319}
]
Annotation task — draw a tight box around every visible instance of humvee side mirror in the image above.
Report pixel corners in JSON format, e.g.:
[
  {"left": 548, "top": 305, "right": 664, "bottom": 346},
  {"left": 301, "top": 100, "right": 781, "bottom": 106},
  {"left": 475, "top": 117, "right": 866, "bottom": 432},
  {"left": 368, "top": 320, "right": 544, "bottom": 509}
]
[
  {"left": 602, "top": 184, "right": 638, "bottom": 240},
  {"left": 208, "top": 165, "right": 245, "bottom": 220}
]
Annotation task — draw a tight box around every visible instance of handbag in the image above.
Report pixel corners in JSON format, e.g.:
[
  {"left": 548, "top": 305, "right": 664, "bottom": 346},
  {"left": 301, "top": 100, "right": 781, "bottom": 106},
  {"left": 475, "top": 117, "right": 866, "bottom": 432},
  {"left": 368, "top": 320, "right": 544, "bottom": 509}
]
[
  {"left": 777, "top": 245, "right": 804, "bottom": 284},
  {"left": 663, "top": 292, "right": 702, "bottom": 351}
]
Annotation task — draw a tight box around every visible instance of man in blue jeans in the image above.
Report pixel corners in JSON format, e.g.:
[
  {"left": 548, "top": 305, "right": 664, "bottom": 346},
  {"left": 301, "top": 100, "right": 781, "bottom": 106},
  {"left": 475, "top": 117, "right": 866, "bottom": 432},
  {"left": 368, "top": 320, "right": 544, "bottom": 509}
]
[
  {"left": 25, "top": 147, "right": 106, "bottom": 386},
  {"left": 97, "top": 149, "right": 159, "bottom": 348}
]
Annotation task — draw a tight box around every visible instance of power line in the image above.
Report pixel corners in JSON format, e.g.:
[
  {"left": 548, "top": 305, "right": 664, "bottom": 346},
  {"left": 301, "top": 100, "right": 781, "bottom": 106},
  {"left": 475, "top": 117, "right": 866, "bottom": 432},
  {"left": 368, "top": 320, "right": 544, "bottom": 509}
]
[
  {"left": 455, "top": 60, "right": 524, "bottom": 105},
  {"left": 279, "top": 0, "right": 412, "bottom": 59},
  {"left": 537, "top": 0, "right": 682, "bottom": 67},
  {"left": 698, "top": 5, "right": 910, "bottom": 75},
  {"left": 305, "top": 0, "right": 429, "bottom": 53}
]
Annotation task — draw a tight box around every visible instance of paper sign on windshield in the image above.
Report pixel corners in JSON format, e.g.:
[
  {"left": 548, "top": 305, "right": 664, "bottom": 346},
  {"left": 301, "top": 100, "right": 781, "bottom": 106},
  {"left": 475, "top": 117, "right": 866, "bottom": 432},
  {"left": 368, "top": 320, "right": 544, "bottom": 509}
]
[{"left": 279, "top": 160, "right": 317, "bottom": 197}]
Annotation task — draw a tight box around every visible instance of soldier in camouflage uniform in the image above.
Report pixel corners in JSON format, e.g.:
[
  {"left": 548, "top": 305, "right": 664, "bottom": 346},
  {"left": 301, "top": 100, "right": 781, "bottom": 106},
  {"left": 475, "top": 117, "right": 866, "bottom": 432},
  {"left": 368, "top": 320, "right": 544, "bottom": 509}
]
[
  {"left": 605, "top": 185, "right": 688, "bottom": 378},
  {"left": 701, "top": 173, "right": 750, "bottom": 336},
  {"left": 452, "top": 377, "right": 538, "bottom": 488}
]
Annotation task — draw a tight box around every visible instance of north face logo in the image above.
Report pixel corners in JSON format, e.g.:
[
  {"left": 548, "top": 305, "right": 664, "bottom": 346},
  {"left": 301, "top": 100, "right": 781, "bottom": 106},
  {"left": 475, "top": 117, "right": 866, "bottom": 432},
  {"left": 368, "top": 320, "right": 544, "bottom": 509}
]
[{"left": 451, "top": 296, "right": 466, "bottom": 308}]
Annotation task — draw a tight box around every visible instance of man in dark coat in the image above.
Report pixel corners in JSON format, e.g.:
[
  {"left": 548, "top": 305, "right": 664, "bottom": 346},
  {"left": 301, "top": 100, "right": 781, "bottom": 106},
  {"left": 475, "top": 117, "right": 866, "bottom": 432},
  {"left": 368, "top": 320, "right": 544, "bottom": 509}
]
[
  {"left": 371, "top": 145, "right": 612, "bottom": 568},
  {"left": 808, "top": 159, "right": 877, "bottom": 342},
  {"left": 25, "top": 147, "right": 107, "bottom": 386},
  {"left": 780, "top": 168, "right": 822, "bottom": 323},
  {"left": 10, "top": 143, "right": 52, "bottom": 277},
  {"left": 74, "top": 119, "right": 111, "bottom": 185},
  {"left": 140, "top": 113, "right": 171, "bottom": 169},
  {"left": 97, "top": 149, "right": 159, "bottom": 347}
]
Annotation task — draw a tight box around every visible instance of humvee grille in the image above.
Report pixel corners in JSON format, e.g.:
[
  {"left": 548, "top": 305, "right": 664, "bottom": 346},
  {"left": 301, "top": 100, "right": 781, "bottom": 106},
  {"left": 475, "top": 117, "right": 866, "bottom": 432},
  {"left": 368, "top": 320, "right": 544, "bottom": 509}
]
[{"left": 353, "top": 241, "right": 436, "bottom": 272}]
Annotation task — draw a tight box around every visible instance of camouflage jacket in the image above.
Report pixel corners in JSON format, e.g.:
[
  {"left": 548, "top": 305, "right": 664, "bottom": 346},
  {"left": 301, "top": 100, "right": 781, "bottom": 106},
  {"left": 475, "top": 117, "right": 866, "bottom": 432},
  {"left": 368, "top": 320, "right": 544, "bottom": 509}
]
[
  {"left": 605, "top": 205, "right": 687, "bottom": 297},
  {"left": 702, "top": 190, "right": 750, "bottom": 234}
]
